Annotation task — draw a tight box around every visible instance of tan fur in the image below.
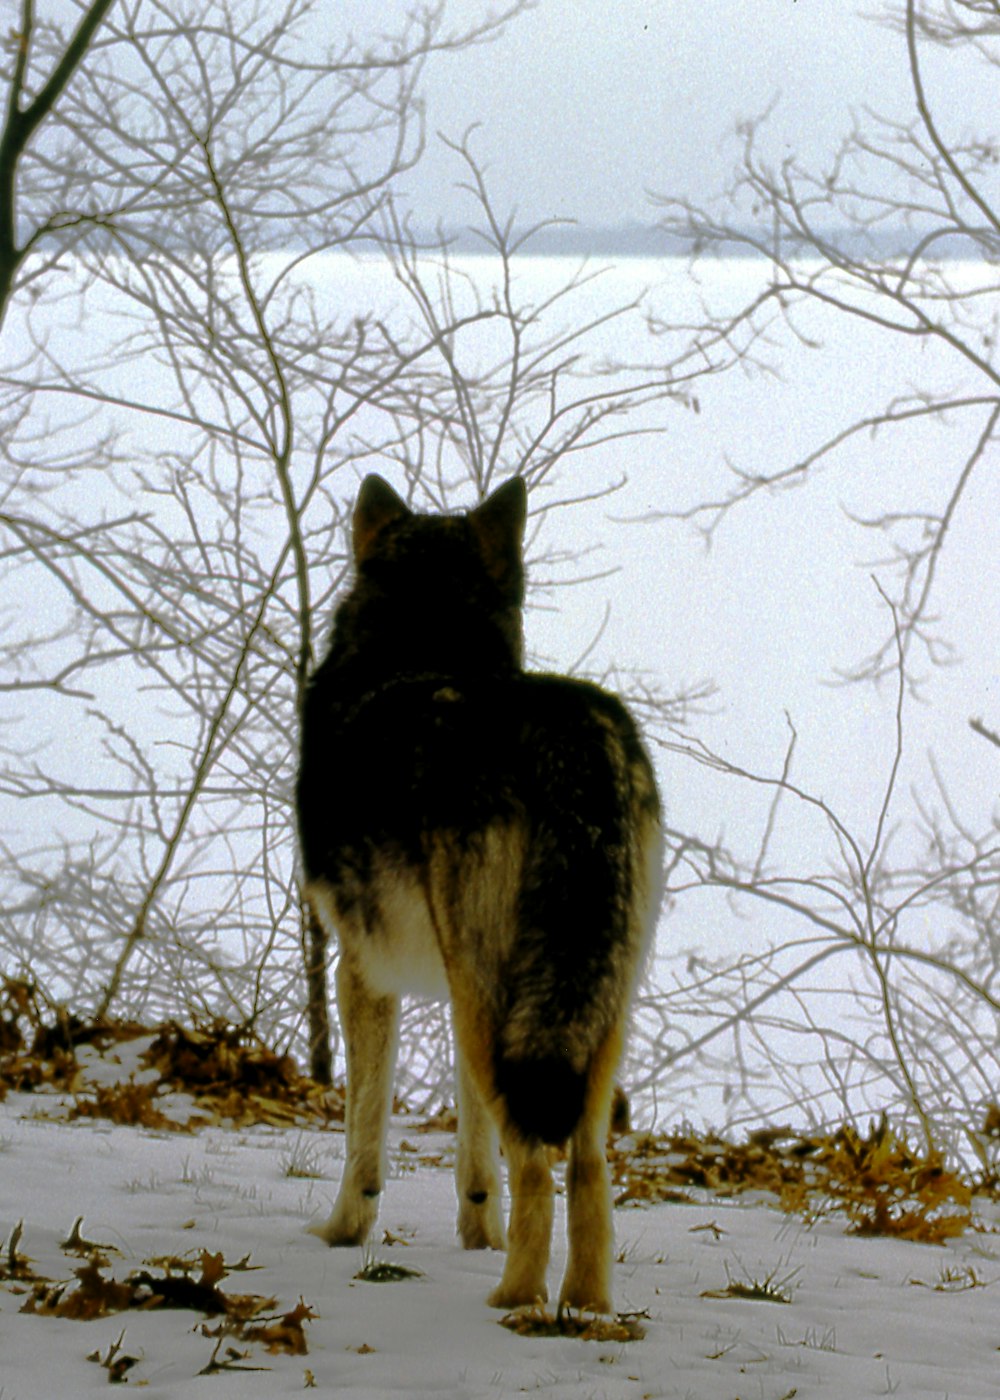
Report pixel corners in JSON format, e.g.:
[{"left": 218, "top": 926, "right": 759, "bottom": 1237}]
[{"left": 307, "top": 805, "right": 662, "bottom": 1311}]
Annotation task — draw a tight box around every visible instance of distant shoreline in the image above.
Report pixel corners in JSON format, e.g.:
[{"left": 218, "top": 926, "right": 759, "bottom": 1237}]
[
  {"left": 31, "top": 221, "right": 992, "bottom": 262},
  {"left": 421, "top": 223, "right": 993, "bottom": 260}
]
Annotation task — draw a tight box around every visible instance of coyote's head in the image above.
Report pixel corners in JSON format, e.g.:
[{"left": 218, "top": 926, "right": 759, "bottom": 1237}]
[{"left": 332, "top": 474, "right": 528, "bottom": 679}]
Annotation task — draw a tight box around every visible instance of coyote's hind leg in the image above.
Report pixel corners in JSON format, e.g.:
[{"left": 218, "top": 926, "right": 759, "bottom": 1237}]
[
  {"left": 557, "top": 1033, "right": 622, "bottom": 1315},
  {"left": 486, "top": 1132, "right": 553, "bottom": 1309},
  {"left": 309, "top": 956, "right": 399, "bottom": 1248}
]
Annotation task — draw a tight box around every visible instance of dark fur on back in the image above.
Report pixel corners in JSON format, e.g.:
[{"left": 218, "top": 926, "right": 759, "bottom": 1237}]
[{"left": 297, "top": 476, "right": 660, "bottom": 1146}]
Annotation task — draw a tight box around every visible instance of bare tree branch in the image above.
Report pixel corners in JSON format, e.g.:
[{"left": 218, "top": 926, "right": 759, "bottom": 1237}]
[{"left": 0, "top": 0, "right": 116, "bottom": 323}]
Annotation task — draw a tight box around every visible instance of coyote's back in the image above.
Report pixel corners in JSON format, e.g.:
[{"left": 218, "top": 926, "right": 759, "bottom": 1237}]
[{"left": 297, "top": 475, "right": 661, "bottom": 1313}]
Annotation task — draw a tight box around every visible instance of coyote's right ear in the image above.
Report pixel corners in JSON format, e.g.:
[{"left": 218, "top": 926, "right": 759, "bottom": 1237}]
[
  {"left": 353, "top": 475, "right": 410, "bottom": 564},
  {"left": 469, "top": 476, "right": 527, "bottom": 594}
]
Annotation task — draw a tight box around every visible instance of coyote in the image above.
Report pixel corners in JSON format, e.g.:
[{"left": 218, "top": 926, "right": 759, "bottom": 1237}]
[{"left": 297, "top": 475, "right": 661, "bottom": 1313}]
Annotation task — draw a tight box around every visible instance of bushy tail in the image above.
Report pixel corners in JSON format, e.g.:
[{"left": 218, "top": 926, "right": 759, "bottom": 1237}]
[
  {"left": 496, "top": 1054, "right": 588, "bottom": 1146},
  {"left": 488, "top": 678, "right": 660, "bottom": 1146},
  {"left": 492, "top": 784, "right": 655, "bottom": 1143}
]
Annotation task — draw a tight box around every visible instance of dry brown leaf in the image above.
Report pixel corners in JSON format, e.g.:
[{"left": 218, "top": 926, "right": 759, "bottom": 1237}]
[
  {"left": 198, "top": 1250, "right": 227, "bottom": 1289},
  {"left": 24, "top": 1260, "right": 134, "bottom": 1320},
  {"left": 244, "top": 1299, "right": 317, "bottom": 1355}
]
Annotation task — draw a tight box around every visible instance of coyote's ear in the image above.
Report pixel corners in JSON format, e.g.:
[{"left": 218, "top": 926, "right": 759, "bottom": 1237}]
[
  {"left": 468, "top": 476, "right": 527, "bottom": 592},
  {"left": 353, "top": 475, "right": 410, "bottom": 564}
]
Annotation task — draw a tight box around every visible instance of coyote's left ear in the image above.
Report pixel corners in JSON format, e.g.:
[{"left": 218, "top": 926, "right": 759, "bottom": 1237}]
[
  {"left": 468, "top": 476, "right": 527, "bottom": 592},
  {"left": 353, "top": 474, "right": 410, "bottom": 564}
]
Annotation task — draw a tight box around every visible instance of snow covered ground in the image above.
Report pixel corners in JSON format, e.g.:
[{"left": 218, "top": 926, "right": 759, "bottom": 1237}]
[{"left": 2, "top": 1086, "right": 999, "bottom": 1400}]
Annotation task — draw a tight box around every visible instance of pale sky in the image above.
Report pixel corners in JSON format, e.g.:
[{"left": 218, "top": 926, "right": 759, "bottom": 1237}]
[{"left": 334, "top": 0, "right": 936, "bottom": 226}]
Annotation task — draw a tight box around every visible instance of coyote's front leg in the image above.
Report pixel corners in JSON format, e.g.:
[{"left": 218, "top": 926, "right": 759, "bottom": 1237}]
[
  {"left": 455, "top": 1048, "right": 505, "bottom": 1251},
  {"left": 309, "top": 957, "right": 399, "bottom": 1247}
]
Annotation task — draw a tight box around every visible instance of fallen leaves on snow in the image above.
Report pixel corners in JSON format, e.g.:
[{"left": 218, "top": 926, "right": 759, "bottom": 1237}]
[
  {"left": 7, "top": 1224, "right": 314, "bottom": 1365},
  {"left": 499, "top": 1305, "right": 646, "bottom": 1342},
  {"left": 609, "top": 1114, "right": 974, "bottom": 1244}
]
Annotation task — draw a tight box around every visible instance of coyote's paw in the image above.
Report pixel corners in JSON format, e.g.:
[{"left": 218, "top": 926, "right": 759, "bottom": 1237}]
[
  {"left": 458, "top": 1196, "right": 505, "bottom": 1252},
  {"left": 307, "top": 1190, "right": 378, "bottom": 1248},
  {"left": 487, "top": 1277, "right": 548, "bottom": 1310},
  {"left": 307, "top": 1219, "right": 367, "bottom": 1248},
  {"left": 558, "top": 1270, "right": 612, "bottom": 1316}
]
